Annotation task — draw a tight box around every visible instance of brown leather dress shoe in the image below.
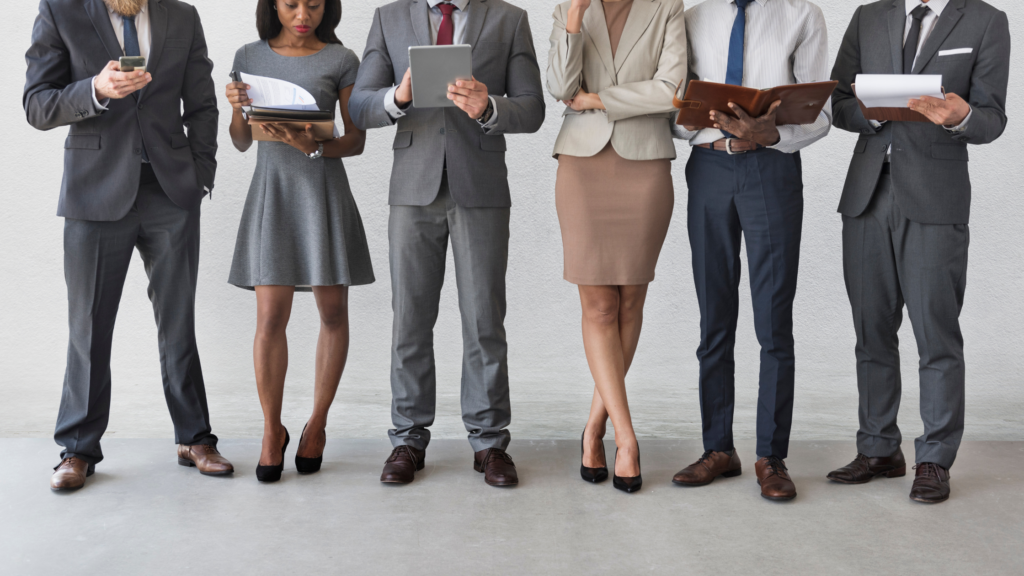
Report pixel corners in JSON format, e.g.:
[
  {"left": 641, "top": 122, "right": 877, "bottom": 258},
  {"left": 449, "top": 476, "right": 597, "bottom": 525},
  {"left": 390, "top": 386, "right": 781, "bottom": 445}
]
[
  {"left": 672, "top": 449, "right": 742, "bottom": 486},
  {"left": 474, "top": 448, "right": 518, "bottom": 487},
  {"left": 177, "top": 444, "right": 234, "bottom": 476},
  {"left": 381, "top": 445, "right": 425, "bottom": 484},
  {"left": 909, "top": 462, "right": 951, "bottom": 504},
  {"left": 755, "top": 456, "right": 797, "bottom": 501},
  {"left": 827, "top": 448, "right": 906, "bottom": 484},
  {"left": 51, "top": 457, "right": 94, "bottom": 491}
]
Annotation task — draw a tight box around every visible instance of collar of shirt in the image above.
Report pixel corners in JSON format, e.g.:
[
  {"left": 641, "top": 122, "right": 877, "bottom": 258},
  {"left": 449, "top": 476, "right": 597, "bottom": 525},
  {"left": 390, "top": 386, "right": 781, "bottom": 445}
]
[
  {"left": 720, "top": 0, "right": 771, "bottom": 6},
  {"left": 428, "top": 0, "right": 469, "bottom": 11},
  {"left": 905, "top": 0, "right": 948, "bottom": 17}
]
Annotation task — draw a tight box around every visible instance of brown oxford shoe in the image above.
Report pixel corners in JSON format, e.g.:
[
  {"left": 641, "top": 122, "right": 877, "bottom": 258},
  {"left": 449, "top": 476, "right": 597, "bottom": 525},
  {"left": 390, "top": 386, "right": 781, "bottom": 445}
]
[
  {"left": 827, "top": 448, "right": 906, "bottom": 484},
  {"left": 177, "top": 444, "right": 234, "bottom": 476},
  {"left": 381, "top": 445, "right": 425, "bottom": 484},
  {"left": 474, "top": 448, "right": 518, "bottom": 487},
  {"left": 755, "top": 456, "right": 797, "bottom": 501},
  {"left": 51, "top": 457, "right": 94, "bottom": 491},
  {"left": 672, "top": 449, "right": 742, "bottom": 486},
  {"left": 909, "top": 462, "right": 951, "bottom": 504}
]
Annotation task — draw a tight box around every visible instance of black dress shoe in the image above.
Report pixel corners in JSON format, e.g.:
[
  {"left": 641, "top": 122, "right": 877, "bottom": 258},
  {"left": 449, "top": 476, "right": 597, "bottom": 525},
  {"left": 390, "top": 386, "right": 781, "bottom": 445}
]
[
  {"left": 612, "top": 445, "right": 642, "bottom": 494},
  {"left": 255, "top": 427, "right": 290, "bottom": 483},
  {"left": 295, "top": 423, "right": 325, "bottom": 475},
  {"left": 580, "top": 428, "right": 608, "bottom": 484},
  {"left": 474, "top": 448, "right": 518, "bottom": 487},
  {"left": 910, "top": 462, "right": 951, "bottom": 504},
  {"left": 381, "top": 446, "right": 425, "bottom": 484},
  {"left": 827, "top": 448, "right": 906, "bottom": 484}
]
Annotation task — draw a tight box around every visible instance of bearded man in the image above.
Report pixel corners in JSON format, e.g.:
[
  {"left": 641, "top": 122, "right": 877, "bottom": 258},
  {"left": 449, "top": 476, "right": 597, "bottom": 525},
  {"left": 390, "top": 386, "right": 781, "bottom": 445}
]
[{"left": 24, "top": 0, "right": 230, "bottom": 491}]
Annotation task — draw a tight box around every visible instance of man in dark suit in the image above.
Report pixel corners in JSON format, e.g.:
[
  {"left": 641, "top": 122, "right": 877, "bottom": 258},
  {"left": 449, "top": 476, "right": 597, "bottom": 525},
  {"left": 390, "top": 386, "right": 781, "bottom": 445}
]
[
  {"left": 349, "top": 0, "right": 544, "bottom": 487},
  {"left": 828, "top": 0, "right": 1010, "bottom": 503},
  {"left": 24, "top": 0, "right": 233, "bottom": 491}
]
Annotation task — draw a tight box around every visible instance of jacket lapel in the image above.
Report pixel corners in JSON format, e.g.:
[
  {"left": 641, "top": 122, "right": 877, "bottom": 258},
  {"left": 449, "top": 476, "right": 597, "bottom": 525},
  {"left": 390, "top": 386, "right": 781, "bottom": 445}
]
[
  {"left": 612, "top": 0, "right": 658, "bottom": 73},
  {"left": 85, "top": 0, "right": 123, "bottom": 61},
  {"left": 140, "top": 0, "right": 167, "bottom": 101},
  {"left": 913, "top": 0, "right": 966, "bottom": 73},
  {"left": 582, "top": 3, "right": 614, "bottom": 79},
  {"left": 887, "top": 0, "right": 904, "bottom": 73},
  {"left": 410, "top": 0, "right": 432, "bottom": 46},
  {"left": 464, "top": 0, "right": 489, "bottom": 49}
]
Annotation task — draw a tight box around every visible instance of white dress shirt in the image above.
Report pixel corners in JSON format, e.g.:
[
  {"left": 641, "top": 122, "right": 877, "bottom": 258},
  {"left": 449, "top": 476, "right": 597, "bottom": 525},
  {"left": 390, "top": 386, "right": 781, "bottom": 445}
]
[
  {"left": 672, "top": 0, "right": 832, "bottom": 154},
  {"left": 91, "top": 2, "right": 152, "bottom": 110},
  {"left": 384, "top": 0, "right": 498, "bottom": 127}
]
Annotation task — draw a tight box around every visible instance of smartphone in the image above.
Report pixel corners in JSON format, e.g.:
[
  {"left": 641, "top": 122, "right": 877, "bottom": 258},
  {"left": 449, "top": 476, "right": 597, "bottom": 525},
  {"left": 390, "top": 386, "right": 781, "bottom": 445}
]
[{"left": 119, "top": 56, "right": 147, "bottom": 73}]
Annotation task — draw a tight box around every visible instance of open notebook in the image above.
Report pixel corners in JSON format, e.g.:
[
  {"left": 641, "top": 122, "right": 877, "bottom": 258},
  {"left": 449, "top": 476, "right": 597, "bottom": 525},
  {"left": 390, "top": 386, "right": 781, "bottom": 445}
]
[{"left": 233, "top": 72, "right": 340, "bottom": 141}]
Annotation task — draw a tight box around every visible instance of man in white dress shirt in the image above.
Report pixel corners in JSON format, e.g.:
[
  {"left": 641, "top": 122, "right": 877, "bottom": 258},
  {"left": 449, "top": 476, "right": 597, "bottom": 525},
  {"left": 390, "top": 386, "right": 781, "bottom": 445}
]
[
  {"left": 827, "top": 0, "right": 1010, "bottom": 504},
  {"left": 670, "top": 0, "right": 831, "bottom": 502}
]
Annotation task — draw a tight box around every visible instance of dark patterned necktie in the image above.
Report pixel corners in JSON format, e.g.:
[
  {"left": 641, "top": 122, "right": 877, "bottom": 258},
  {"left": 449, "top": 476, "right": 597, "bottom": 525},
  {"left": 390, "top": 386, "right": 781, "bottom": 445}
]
[
  {"left": 122, "top": 13, "right": 148, "bottom": 161},
  {"left": 903, "top": 4, "right": 931, "bottom": 74}
]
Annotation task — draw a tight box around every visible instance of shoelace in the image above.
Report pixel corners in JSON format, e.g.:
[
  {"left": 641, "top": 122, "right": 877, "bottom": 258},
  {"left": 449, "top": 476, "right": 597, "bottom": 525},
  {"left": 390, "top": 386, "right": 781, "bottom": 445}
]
[
  {"left": 913, "top": 462, "right": 945, "bottom": 479},
  {"left": 764, "top": 456, "right": 787, "bottom": 477},
  {"left": 60, "top": 457, "right": 79, "bottom": 469},
  {"left": 485, "top": 449, "right": 514, "bottom": 466},
  {"left": 696, "top": 450, "right": 715, "bottom": 465},
  {"left": 386, "top": 445, "right": 416, "bottom": 465}
]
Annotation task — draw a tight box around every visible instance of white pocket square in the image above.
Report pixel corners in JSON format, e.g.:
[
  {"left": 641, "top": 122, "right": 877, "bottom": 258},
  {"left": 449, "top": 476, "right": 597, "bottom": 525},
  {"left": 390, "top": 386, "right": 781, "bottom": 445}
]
[{"left": 938, "top": 48, "right": 973, "bottom": 56}]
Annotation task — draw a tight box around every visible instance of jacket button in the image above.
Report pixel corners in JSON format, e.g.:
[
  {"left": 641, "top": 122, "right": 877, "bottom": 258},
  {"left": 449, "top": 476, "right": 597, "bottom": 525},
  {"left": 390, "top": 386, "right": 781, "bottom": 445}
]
[
  {"left": 439, "top": 128, "right": 445, "bottom": 135},
  {"left": 134, "top": 148, "right": 142, "bottom": 155},
  {"left": 138, "top": 104, "right": 144, "bottom": 110}
]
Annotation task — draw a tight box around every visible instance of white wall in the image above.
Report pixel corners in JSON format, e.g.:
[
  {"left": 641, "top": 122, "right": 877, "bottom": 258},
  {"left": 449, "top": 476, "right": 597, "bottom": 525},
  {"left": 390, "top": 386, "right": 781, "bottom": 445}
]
[{"left": 2, "top": 0, "right": 1022, "bottom": 444}]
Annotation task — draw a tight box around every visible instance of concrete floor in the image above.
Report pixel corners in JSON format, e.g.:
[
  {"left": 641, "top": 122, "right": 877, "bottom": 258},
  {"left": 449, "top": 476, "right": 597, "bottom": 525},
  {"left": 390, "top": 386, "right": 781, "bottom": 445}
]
[{"left": 2, "top": 439, "right": 1022, "bottom": 575}]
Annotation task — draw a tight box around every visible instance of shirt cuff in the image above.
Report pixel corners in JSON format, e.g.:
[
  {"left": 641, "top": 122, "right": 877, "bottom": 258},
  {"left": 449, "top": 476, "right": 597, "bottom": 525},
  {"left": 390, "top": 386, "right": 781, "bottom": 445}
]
[
  {"left": 944, "top": 106, "right": 972, "bottom": 133},
  {"left": 384, "top": 85, "right": 408, "bottom": 120},
  {"left": 869, "top": 119, "right": 885, "bottom": 130},
  {"left": 478, "top": 96, "right": 499, "bottom": 128},
  {"left": 91, "top": 76, "right": 110, "bottom": 111}
]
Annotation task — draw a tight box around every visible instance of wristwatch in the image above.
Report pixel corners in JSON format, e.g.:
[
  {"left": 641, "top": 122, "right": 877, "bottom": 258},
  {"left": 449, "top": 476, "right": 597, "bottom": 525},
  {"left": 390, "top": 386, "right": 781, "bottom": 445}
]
[
  {"left": 307, "top": 142, "right": 324, "bottom": 160},
  {"left": 476, "top": 99, "right": 495, "bottom": 125}
]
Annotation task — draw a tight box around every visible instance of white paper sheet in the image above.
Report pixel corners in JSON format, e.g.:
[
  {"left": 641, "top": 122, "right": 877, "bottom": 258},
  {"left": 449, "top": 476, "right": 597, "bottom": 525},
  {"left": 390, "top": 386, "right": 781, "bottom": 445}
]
[
  {"left": 855, "top": 74, "right": 944, "bottom": 108},
  {"left": 239, "top": 72, "right": 318, "bottom": 110}
]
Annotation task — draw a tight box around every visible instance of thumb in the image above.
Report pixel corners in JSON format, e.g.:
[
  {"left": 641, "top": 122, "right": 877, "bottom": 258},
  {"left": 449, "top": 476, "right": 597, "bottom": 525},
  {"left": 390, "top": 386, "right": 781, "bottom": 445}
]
[
  {"left": 108, "top": 60, "right": 121, "bottom": 72},
  {"left": 305, "top": 124, "right": 315, "bottom": 134}
]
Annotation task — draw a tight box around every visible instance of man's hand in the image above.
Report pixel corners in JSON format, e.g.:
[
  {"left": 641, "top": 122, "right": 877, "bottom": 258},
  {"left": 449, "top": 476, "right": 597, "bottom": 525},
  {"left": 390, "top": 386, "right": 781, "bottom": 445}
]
[
  {"left": 260, "top": 123, "right": 319, "bottom": 155},
  {"left": 561, "top": 87, "right": 605, "bottom": 111},
  {"left": 226, "top": 81, "right": 253, "bottom": 113},
  {"left": 909, "top": 93, "right": 971, "bottom": 127},
  {"left": 711, "top": 100, "right": 782, "bottom": 147},
  {"left": 93, "top": 60, "right": 151, "bottom": 100},
  {"left": 395, "top": 68, "right": 413, "bottom": 106},
  {"left": 448, "top": 77, "right": 490, "bottom": 119}
]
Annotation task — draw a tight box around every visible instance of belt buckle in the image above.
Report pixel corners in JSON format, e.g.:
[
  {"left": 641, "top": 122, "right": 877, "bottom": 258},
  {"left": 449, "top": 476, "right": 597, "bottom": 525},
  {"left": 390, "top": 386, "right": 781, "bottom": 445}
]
[{"left": 725, "top": 138, "right": 746, "bottom": 155}]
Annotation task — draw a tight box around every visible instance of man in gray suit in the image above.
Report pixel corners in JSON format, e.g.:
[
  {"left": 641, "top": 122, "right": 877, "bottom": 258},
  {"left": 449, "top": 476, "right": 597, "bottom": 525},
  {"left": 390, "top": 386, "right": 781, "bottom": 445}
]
[
  {"left": 24, "top": 0, "right": 232, "bottom": 491},
  {"left": 350, "top": 0, "right": 544, "bottom": 486},
  {"left": 827, "top": 0, "right": 1010, "bottom": 503}
]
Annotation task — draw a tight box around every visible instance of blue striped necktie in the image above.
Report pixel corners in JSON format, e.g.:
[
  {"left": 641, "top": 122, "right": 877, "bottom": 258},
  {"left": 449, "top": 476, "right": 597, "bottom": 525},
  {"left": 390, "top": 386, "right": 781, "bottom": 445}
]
[
  {"left": 721, "top": 0, "right": 751, "bottom": 138},
  {"left": 121, "top": 13, "right": 148, "bottom": 161}
]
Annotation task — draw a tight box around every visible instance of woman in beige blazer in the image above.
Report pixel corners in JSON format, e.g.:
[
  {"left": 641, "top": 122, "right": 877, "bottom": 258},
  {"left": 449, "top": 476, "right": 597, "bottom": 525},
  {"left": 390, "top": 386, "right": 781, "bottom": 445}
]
[{"left": 547, "top": 0, "right": 686, "bottom": 493}]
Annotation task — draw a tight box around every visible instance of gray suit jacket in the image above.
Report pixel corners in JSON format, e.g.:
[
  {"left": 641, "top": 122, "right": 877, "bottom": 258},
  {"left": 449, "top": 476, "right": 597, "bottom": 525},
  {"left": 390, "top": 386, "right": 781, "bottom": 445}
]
[
  {"left": 831, "top": 0, "right": 1010, "bottom": 225},
  {"left": 349, "top": 0, "right": 545, "bottom": 208},
  {"left": 24, "top": 0, "right": 218, "bottom": 222}
]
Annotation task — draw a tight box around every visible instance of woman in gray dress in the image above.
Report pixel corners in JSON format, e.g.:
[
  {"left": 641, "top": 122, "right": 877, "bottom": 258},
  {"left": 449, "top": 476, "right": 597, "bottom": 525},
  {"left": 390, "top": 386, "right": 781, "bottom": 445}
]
[{"left": 225, "top": 0, "right": 374, "bottom": 482}]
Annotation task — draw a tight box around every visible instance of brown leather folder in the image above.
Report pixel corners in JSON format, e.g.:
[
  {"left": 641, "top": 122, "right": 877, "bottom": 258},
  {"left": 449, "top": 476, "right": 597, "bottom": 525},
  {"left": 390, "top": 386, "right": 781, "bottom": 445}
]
[
  {"left": 851, "top": 83, "right": 931, "bottom": 123},
  {"left": 248, "top": 117, "right": 336, "bottom": 142},
  {"left": 673, "top": 79, "right": 838, "bottom": 128}
]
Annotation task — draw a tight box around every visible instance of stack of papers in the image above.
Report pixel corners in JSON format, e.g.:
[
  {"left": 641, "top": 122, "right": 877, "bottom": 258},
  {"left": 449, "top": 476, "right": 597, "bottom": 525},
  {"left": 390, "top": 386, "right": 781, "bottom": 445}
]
[
  {"left": 855, "top": 74, "right": 944, "bottom": 108},
  {"left": 238, "top": 72, "right": 339, "bottom": 138}
]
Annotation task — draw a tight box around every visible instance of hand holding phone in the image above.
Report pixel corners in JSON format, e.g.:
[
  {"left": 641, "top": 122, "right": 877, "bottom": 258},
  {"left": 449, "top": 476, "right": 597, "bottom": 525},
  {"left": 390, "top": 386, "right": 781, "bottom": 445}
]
[
  {"left": 119, "top": 56, "right": 146, "bottom": 73},
  {"left": 93, "top": 60, "right": 151, "bottom": 100}
]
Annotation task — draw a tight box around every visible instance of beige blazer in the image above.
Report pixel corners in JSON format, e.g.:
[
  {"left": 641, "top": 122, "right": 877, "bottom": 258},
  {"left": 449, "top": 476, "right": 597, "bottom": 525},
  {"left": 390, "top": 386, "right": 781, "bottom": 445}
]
[{"left": 547, "top": 0, "right": 686, "bottom": 160}]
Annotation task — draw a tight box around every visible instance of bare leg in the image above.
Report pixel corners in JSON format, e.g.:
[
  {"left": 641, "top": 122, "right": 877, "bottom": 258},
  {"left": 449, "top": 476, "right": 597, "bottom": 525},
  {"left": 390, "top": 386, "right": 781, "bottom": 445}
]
[
  {"left": 297, "top": 286, "right": 350, "bottom": 458},
  {"left": 583, "top": 285, "right": 649, "bottom": 468},
  {"left": 254, "top": 285, "right": 295, "bottom": 466}
]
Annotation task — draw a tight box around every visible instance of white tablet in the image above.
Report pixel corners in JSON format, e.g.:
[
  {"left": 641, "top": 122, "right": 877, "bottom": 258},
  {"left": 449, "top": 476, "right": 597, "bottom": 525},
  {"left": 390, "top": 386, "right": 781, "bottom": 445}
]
[{"left": 409, "top": 45, "right": 473, "bottom": 108}]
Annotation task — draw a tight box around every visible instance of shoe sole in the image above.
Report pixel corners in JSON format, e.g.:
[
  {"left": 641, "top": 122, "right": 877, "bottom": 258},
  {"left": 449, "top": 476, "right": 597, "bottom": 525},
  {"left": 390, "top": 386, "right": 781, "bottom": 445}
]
[
  {"left": 827, "top": 466, "right": 907, "bottom": 484},
  {"left": 672, "top": 468, "right": 742, "bottom": 487},
  {"left": 177, "top": 458, "right": 234, "bottom": 476},
  {"left": 910, "top": 494, "right": 949, "bottom": 504}
]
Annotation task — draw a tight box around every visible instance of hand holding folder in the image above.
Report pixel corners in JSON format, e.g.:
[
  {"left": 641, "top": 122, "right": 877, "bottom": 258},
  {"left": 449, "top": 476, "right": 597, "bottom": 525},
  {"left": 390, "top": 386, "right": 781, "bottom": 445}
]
[
  {"left": 853, "top": 74, "right": 944, "bottom": 123},
  {"left": 673, "top": 79, "right": 838, "bottom": 129}
]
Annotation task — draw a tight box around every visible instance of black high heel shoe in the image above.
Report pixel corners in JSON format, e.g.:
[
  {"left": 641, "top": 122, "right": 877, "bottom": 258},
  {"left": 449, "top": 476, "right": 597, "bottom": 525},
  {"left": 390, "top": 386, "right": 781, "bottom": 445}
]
[
  {"left": 613, "top": 443, "right": 642, "bottom": 493},
  {"left": 295, "top": 423, "right": 325, "bottom": 475},
  {"left": 255, "top": 427, "right": 290, "bottom": 483},
  {"left": 580, "top": 428, "right": 608, "bottom": 483}
]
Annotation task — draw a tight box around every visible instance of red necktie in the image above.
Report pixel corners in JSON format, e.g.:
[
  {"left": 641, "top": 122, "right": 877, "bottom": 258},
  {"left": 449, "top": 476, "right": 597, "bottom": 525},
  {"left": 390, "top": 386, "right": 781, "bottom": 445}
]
[{"left": 437, "top": 3, "right": 455, "bottom": 45}]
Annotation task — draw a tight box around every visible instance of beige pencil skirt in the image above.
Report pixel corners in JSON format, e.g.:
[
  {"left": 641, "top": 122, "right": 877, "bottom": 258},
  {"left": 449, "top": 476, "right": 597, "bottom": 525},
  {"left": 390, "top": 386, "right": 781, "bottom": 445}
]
[{"left": 555, "top": 144, "right": 674, "bottom": 286}]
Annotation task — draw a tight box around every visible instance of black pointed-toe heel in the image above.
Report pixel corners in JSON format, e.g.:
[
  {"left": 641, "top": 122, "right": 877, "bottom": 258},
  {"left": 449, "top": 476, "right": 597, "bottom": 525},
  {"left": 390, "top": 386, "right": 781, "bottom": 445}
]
[
  {"left": 612, "top": 444, "right": 642, "bottom": 494},
  {"left": 580, "top": 428, "right": 609, "bottom": 484},
  {"left": 255, "top": 427, "right": 290, "bottom": 483},
  {"left": 295, "top": 423, "right": 325, "bottom": 475}
]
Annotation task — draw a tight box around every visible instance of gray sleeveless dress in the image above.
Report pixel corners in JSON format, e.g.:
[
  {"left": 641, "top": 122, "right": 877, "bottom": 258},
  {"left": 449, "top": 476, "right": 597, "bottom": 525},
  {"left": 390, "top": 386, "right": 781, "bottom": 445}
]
[{"left": 228, "top": 41, "right": 374, "bottom": 290}]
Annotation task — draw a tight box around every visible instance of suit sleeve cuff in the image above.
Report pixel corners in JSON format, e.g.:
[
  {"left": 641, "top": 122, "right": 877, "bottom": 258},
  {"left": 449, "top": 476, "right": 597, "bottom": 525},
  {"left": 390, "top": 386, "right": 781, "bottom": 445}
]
[
  {"left": 91, "top": 77, "right": 110, "bottom": 111},
  {"left": 384, "top": 85, "right": 407, "bottom": 120}
]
